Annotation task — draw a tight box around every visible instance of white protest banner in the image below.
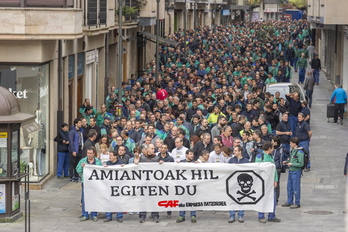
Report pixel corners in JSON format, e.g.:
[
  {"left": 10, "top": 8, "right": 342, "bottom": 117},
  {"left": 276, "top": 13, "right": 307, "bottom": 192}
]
[{"left": 84, "top": 162, "right": 275, "bottom": 212}]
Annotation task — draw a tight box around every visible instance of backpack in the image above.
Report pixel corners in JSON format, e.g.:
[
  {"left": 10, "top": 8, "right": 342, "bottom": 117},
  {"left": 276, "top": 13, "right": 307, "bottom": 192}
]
[{"left": 295, "top": 147, "right": 309, "bottom": 170}]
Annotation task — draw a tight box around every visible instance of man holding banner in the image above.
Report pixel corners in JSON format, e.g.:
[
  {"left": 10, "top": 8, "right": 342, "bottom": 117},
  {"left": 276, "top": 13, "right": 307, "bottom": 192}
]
[
  {"left": 255, "top": 141, "right": 281, "bottom": 223},
  {"left": 135, "top": 143, "right": 161, "bottom": 223},
  {"left": 103, "top": 151, "right": 125, "bottom": 223},
  {"left": 228, "top": 145, "right": 249, "bottom": 223},
  {"left": 76, "top": 146, "right": 102, "bottom": 222},
  {"left": 177, "top": 149, "right": 197, "bottom": 223}
]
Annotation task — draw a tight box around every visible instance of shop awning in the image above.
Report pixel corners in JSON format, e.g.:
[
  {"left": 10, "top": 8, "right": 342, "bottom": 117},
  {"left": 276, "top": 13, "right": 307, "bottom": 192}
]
[{"left": 138, "top": 31, "right": 179, "bottom": 47}]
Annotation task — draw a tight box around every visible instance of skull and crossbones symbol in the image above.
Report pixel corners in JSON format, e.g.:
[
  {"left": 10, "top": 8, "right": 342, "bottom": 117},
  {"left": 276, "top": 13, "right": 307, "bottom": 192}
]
[{"left": 236, "top": 173, "right": 256, "bottom": 201}]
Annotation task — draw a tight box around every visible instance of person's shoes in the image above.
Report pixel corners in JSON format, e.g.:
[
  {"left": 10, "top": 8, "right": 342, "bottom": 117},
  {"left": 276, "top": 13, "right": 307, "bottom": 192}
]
[
  {"left": 228, "top": 217, "right": 235, "bottom": 223},
  {"left": 259, "top": 218, "right": 267, "bottom": 223},
  {"left": 238, "top": 217, "right": 244, "bottom": 223},
  {"left": 176, "top": 217, "right": 185, "bottom": 223},
  {"left": 281, "top": 203, "right": 291, "bottom": 207},
  {"left": 167, "top": 212, "right": 172, "bottom": 219},
  {"left": 290, "top": 204, "right": 301, "bottom": 209},
  {"left": 153, "top": 218, "right": 159, "bottom": 223},
  {"left": 340, "top": 119, "right": 343, "bottom": 125},
  {"left": 316, "top": 83, "right": 319, "bottom": 85},
  {"left": 268, "top": 217, "right": 281, "bottom": 222},
  {"left": 104, "top": 218, "right": 112, "bottom": 222},
  {"left": 304, "top": 168, "right": 310, "bottom": 172},
  {"left": 80, "top": 216, "right": 89, "bottom": 222},
  {"left": 92, "top": 216, "right": 98, "bottom": 222},
  {"left": 139, "top": 218, "right": 145, "bottom": 223},
  {"left": 116, "top": 218, "right": 123, "bottom": 223},
  {"left": 191, "top": 216, "right": 197, "bottom": 223}
]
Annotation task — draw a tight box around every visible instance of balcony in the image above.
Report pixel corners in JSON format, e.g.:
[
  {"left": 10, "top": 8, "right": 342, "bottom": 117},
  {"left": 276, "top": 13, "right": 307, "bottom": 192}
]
[{"left": 0, "top": 0, "right": 83, "bottom": 40}]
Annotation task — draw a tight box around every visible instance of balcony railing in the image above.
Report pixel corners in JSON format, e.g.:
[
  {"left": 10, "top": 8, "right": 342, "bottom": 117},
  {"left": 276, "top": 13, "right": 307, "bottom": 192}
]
[{"left": 0, "top": 0, "right": 75, "bottom": 7}]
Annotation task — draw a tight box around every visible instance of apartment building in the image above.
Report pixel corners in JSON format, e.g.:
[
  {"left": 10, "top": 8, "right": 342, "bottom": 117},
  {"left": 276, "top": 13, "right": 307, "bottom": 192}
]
[{"left": 307, "top": 0, "right": 348, "bottom": 91}]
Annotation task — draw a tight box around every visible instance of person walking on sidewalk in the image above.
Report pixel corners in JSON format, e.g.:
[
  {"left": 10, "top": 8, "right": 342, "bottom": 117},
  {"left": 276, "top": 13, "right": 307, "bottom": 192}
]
[
  {"left": 330, "top": 84, "right": 348, "bottom": 125},
  {"left": 311, "top": 54, "right": 321, "bottom": 85},
  {"left": 304, "top": 71, "right": 315, "bottom": 108},
  {"left": 281, "top": 137, "right": 304, "bottom": 209},
  {"left": 296, "top": 53, "right": 308, "bottom": 84}
]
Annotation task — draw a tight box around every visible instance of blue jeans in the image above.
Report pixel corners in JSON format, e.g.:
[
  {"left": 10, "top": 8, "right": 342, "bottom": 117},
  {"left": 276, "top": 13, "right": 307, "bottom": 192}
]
[
  {"left": 229, "top": 210, "right": 244, "bottom": 218},
  {"left": 286, "top": 170, "right": 302, "bottom": 205},
  {"left": 57, "top": 152, "right": 70, "bottom": 177},
  {"left": 281, "top": 143, "right": 290, "bottom": 160},
  {"left": 299, "top": 140, "right": 310, "bottom": 168},
  {"left": 179, "top": 211, "right": 196, "bottom": 218},
  {"left": 288, "top": 115, "right": 298, "bottom": 137},
  {"left": 313, "top": 69, "right": 320, "bottom": 83},
  {"left": 305, "top": 89, "right": 313, "bottom": 108},
  {"left": 105, "top": 212, "right": 123, "bottom": 219},
  {"left": 258, "top": 189, "right": 277, "bottom": 220},
  {"left": 299, "top": 68, "right": 306, "bottom": 83},
  {"left": 294, "top": 58, "right": 299, "bottom": 71},
  {"left": 139, "top": 212, "right": 159, "bottom": 220},
  {"left": 287, "top": 57, "right": 294, "bottom": 67},
  {"left": 81, "top": 184, "right": 97, "bottom": 218}
]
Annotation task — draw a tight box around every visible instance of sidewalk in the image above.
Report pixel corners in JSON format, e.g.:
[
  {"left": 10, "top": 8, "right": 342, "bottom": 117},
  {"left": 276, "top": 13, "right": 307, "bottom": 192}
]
[{"left": 2, "top": 71, "right": 347, "bottom": 232}]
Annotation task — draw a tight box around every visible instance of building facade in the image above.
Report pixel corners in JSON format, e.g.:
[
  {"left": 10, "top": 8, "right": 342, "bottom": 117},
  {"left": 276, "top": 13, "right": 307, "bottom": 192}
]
[
  {"left": 0, "top": 0, "right": 250, "bottom": 188},
  {"left": 307, "top": 0, "right": 348, "bottom": 92}
]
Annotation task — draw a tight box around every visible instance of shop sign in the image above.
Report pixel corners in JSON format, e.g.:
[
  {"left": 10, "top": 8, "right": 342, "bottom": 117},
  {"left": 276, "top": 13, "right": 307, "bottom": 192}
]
[{"left": 8, "top": 88, "right": 28, "bottom": 99}]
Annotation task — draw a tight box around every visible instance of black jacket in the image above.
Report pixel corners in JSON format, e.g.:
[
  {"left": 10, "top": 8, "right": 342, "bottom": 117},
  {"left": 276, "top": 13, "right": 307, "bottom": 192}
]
[
  {"left": 158, "top": 153, "right": 174, "bottom": 162},
  {"left": 82, "top": 139, "right": 95, "bottom": 158},
  {"left": 192, "top": 141, "right": 213, "bottom": 160},
  {"left": 311, "top": 58, "right": 321, "bottom": 70},
  {"left": 54, "top": 130, "right": 69, "bottom": 152}
]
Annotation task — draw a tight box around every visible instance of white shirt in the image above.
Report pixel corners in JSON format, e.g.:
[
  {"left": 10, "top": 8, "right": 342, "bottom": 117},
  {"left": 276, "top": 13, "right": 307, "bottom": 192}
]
[
  {"left": 99, "top": 152, "right": 109, "bottom": 165},
  {"left": 208, "top": 151, "right": 228, "bottom": 163},
  {"left": 170, "top": 146, "right": 188, "bottom": 162}
]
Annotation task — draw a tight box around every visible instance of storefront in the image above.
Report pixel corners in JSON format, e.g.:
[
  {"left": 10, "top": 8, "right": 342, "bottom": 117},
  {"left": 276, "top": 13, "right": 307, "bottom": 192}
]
[{"left": 0, "top": 64, "right": 50, "bottom": 183}]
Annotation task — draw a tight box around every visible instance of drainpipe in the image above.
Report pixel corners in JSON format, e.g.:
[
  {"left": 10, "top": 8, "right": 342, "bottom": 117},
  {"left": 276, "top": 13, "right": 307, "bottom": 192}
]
[
  {"left": 105, "top": 34, "right": 109, "bottom": 101},
  {"left": 57, "top": 40, "right": 63, "bottom": 132},
  {"left": 167, "top": 10, "right": 172, "bottom": 35}
]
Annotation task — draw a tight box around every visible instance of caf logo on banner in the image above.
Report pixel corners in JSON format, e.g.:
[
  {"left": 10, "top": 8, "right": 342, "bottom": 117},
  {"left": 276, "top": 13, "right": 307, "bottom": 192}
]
[{"left": 226, "top": 171, "right": 264, "bottom": 204}]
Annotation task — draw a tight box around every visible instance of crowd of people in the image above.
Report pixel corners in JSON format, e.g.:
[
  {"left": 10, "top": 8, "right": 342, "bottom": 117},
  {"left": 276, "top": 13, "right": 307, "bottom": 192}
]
[{"left": 54, "top": 19, "right": 315, "bottom": 224}]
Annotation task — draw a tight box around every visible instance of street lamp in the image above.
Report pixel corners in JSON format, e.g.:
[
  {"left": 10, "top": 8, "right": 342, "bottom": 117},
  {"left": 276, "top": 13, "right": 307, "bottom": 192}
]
[
  {"left": 155, "top": 0, "right": 160, "bottom": 85},
  {"left": 117, "top": 0, "right": 123, "bottom": 107},
  {"left": 184, "top": 0, "right": 187, "bottom": 58},
  {"left": 194, "top": 0, "right": 197, "bottom": 37}
]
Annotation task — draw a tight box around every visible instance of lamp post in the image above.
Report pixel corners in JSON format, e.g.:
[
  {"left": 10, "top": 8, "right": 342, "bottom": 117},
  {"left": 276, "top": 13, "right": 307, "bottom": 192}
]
[
  {"left": 184, "top": 0, "right": 187, "bottom": 58},
  {"left": 194, "top": 0, "right": 197, "bottom": 37},
  {"left": 117, "top": 0, "right": 123, "bottom": 110},
  {"left": 155, "top": 0, "right": 160, "bottom": 85}
]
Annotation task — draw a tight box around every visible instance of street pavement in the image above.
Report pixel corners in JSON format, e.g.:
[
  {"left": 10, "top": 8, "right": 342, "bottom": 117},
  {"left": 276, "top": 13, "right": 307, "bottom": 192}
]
[{"left": 2, "top": 70, "right": 348, "bottom": 232}]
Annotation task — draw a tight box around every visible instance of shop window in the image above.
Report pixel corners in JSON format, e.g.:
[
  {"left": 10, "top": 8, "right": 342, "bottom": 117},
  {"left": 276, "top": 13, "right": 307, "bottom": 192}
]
[{"left": 0, "top": 64, "right": 49, "bottom": 182}]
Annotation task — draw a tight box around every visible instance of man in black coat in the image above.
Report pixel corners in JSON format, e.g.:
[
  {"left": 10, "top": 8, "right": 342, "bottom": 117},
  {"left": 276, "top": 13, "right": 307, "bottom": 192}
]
[
  {"left": 83, "top": 117, "right": 101, "bottom": 144},
  {"left": 82, "top": 129, "right": 97, "bottom": 158},
  {"left": 192, "top": 133, "right": 213, "bottom": 160}
]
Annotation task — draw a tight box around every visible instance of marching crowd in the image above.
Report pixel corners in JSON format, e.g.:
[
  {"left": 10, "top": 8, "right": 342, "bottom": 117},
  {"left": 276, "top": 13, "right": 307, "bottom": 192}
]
[{"left": 54, "top": 19, "right": 315, "bottom": 224}]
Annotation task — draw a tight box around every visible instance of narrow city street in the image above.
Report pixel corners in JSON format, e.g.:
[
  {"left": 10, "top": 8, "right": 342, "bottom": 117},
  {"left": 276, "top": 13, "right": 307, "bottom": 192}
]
[{"left": 3, "top": 71, "right": 346, "bottom": 232}]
